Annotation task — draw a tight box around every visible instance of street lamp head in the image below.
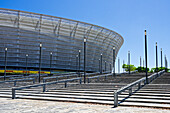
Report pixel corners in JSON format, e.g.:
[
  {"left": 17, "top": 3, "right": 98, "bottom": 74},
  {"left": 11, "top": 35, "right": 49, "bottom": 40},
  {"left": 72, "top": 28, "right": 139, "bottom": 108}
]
[
  {"left": 76, "top": 55, "right": 78, "bottom": 57},
  {"left": 161, "top": 48, "right": 162, "bottom": 51},
  {"left": 128, "top": 51, "right": 130, "bottom": 53},
  {"left": 26, "top": 54, "right": 28, "bottom": 57},
  {"left": 105, "top": 61, "right": 106, "bottom": 62},
  {"left": 101, "top": 53, "right": 102, "bottom": 56},
  {"left": 84, "top": 38, "right": 87, "bottom": 42},
  {"left": 40, "top": 43, "right": 42, "bottom": 47},
  {"left": 99, "top": 59, "right": 100, "bottom": 61},
  {"left": 50, "top": 52, "right": 52, "bottom": 55},
  {"left": 113, "top": 46, "right": 115, "bottom": 50},
  {"left": 5, "top": 48, "right": 7, "bottom": 51},
  {"left": 145, "top": 30, "right": 146, "bottom": 35},
  {"left": 156, "top": 42, "right": 157, "bottom": 46},
  {"left": 79, "top": 50, "right": 81, "bottom": 53}
]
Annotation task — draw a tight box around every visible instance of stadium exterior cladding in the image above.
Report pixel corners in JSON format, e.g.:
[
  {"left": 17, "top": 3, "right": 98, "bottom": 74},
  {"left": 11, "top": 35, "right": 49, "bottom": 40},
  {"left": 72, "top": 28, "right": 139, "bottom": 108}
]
[{"left": 0, "top": 8, "right": 124, "bottom": 72}]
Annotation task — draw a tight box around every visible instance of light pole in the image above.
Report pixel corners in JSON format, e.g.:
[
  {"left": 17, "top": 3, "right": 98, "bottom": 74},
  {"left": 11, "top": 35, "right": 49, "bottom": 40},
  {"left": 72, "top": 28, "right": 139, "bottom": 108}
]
[
  {"left": 26, "top": 54, "right": 28, "bottom": 76},
  {"left": 105, "top": 61, "right": 106, "bottom": 72},
  {"left": 76, "top": 55, "right": 78, "bottom": 74},
  {"left": 4, "top": 48, "right": 7, "bottom": 80},
  {"left": 99, "top": 59, "right": 100, "bottom": 72},
  {"left": 123, "top": 60, "right": 125, "bottom": 73},
  {"left": 161, "top": 48, "right": 162, "bottom": 69},
  {"left": 143, "top": 59, "right": 144, "bottom": 71},
  {"left": 39, "top": 43, "right": 42, "bottom": 83},
  {"left": 145, "top": 30, "right": 148, "bottom": 84},
  {"left": 50, "top": 52, "right": 52, "bottom": 75},
  {"left": 78, "top": 50, "right": 81, "bottom": 77},
  {"left": 156, "top": 42, "right": 158, "bottom": 72},
  {"left": 118, "top": 57, "right": 120, "bottom": 73},
  {"left": 101, "top": 53, "right": 103, "bottom": 74},
  {"left": 84, "top": 38, "right": 86, "bottom": 83},
  {"left": 113, "top": 46, "right": 115, "bottom": 76},
  {"left": 128, "top": 51, "right": 130, "bottom": 74},
  {"left": 140, "top": 56, "right": 141, "bottom": 70},
  {"left": 110, "top": 63, "right": 111, "bottom": 73}
]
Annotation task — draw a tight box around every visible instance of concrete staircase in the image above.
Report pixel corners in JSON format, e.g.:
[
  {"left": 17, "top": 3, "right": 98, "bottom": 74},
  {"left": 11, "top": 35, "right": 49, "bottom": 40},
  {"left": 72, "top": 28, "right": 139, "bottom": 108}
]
[{"left": 0, "top": 73, "right": 170, "bottom": 109}]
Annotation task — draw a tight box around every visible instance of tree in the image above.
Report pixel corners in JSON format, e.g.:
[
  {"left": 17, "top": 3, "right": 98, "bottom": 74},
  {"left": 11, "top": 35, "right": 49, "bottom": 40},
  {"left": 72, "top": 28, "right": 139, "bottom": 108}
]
[{"left": 122, "top": 64, "right": 136, "bottom": 72}]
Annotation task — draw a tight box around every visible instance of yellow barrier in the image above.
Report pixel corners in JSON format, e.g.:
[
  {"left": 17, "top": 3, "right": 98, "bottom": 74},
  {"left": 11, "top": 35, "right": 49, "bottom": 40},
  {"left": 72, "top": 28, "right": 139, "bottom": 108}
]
[{"left": 0, "top": 70, "right": 50, "bottom": 74}]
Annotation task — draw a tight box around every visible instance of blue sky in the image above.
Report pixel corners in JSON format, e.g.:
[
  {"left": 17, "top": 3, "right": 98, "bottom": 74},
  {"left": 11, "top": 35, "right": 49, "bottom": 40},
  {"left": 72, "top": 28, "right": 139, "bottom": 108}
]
[{"left": 1, "top": 0, "right": 170, "bottom": 72}]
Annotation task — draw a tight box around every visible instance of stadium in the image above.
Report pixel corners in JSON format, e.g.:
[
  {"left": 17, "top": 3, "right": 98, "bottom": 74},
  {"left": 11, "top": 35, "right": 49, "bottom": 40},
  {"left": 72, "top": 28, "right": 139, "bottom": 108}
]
[{"left": 0, "top": 8, "right": 124, "bottom": 72}]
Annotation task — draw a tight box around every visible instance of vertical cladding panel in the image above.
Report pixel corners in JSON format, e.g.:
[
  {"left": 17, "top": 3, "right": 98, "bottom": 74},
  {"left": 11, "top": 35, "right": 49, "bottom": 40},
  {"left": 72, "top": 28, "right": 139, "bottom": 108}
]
[{"left": 0, "top": 8, "right": 123, "bottom": 72}]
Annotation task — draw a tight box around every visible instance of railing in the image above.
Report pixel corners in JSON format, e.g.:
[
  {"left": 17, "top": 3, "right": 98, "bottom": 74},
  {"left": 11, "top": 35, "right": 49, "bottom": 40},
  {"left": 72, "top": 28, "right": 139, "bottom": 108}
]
[
  {"left": 114, "top": 70, "right": 165, "bottom": 107},
  {"left": 0, "top": 78, "right": 35, "bottom": 86},
  {"left": 87, "top": 73, "right": 112, "bottom": 83},
  {"left": 43, "top": 74, "right": 78, "bottom": 83},
  {"left": 12, "top": 77, "right": 82, "bottom": 99}
]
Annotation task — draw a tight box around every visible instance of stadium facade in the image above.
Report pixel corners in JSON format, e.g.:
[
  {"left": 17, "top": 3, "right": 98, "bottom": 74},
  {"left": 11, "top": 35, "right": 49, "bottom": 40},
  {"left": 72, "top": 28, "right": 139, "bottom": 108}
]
[{"left": 0, "top": 8, "right": 124, "bottom": 72}]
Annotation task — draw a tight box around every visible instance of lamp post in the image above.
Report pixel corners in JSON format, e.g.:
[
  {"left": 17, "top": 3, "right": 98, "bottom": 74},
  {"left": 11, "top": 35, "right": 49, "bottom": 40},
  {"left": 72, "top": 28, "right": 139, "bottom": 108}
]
[
  {"left": 145, "top": 30, "right": 148, "bottom": 84},
  {"left": 161, "top": 48, "right": 162, "bottom": 69},
  {"left": 76, "top": 55, "right": 78, "bottom": 74},
  {"left": 128, "top": 51, "right": 130, "bottom": 74},
  {"left": 4, "top": 48, "right": 7, "bottom": 80},
  {"left": 78, "top": 50, "right": 81, "bottom": 77},
  {"left": 140, "top": 56, "right": 141, "bottom": 71},
  {"left": 50, "top": 52, "right": 52, "bottom": 75},
  {"left": 113, "top": 46, "right": 115, "bottom": 76},
  {"left": 99, "top": 59, "right": 100, "bottom": 72},
  {"left": 156, "top": 42, "right": 158, "bottom": 72},
  {"left": 143, "top": 59, "right": 144, "bottom": 71},
  {"left": 118, "top": 57, "right": 120, "bottom": 74},
  {"left": 84, "top": 38, "right": 86, "bottom": 83},
  {"left": 26, "top": 54, "right": 28, "bottom": 76},
  {"left": 110, "top": 63, "right": 111, "bottom": 73},
  {"left": 123, "top": 60, "right": 125, "bottom": 73},
  {"left": 105, "top": 61, "right": 106, "bottom": 72},
  {"left": 39, "top": 43, "right": 42, "bottom": 83},
  {"left": 101, "top": 53, "right": 103, "bottom": 74},
  {"left": 165, "top": 55, "right": 167, "bottom": 71}
]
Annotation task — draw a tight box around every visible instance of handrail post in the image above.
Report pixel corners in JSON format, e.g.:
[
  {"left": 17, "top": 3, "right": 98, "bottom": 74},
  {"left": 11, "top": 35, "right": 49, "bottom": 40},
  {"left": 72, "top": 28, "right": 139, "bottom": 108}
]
[
  {"left": 88, "top": 78, "right": 90, "bottom": 83},
  {"left": 14, "top": 81, "right": 16, "bottom": 86},
  {"left": 114, "top": 91, "right": 118, "bottom": 107},
  {"left": 33, "top": 79, "right": 35, "bottom": 84},
  {"left": 12, "top": 88, "right": 15, "bottom": 99},
  {"left": 80, "top": 78, "right": 82, "bottom": 84},
  {"left": 138, "top": 82, "right": 141, "bottom": 90},
  {"left": 65, "top": 81, "right": 67, "bottom": 88},
  {"left": 43, "top": 84, "right": 46, "bottom": 92},
  {"left": 129, "top": 88, "right": 132, "bottom": 96}
]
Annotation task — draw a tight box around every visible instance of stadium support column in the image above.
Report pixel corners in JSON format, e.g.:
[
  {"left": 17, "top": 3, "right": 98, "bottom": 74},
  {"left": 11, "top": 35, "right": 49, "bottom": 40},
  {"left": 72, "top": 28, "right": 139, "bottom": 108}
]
[
  {"left": 161, "top": 48, "right": 162, "bottom": 69},
  {"left": 50, "top": 52, "right": 52, "bottom": 75},
  {"left": 84, "top": 38, "right": 86, "bottom": 84},
  {"left": 145, "top": 30, "right": 148, "bottom": 84},
  {"left": 26, "top": 54, "right": 28, "bottom": 76},
  {"left": 4, "top": 48, "right": 7, "bottom": 81},
  {"left": 156, "top": 42, "right": 158, "bottom": 72},
  {"left": 78, "top": 50, "right": 81, "bottom": 77},
  {"left": 113, "top": 46, "right": 115, "bottom": 76},
  {"left": 39, "top": 43, "right": 42, "bottom": 83}
]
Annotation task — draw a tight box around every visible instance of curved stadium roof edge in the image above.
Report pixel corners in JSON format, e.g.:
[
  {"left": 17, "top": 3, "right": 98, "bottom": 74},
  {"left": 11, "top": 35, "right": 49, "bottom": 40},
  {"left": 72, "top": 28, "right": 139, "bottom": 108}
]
[{"left": 0, "top": 8, "right": 124, "bottom": 44}]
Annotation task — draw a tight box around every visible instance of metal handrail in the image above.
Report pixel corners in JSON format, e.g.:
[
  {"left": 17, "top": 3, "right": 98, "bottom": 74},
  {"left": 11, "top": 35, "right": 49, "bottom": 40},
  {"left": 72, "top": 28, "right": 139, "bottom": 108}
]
[
  {"left": 0, "top": 78, "right": 35, "bottom": 86},
  {"left": 43, "top": 74, "right": 78, "bottom": 83},
  {"left": 114, "top": 70, "right": 165, "bottom": 107},
  {"left": 12, "top": 77, "right": 82, "bottom": 99}
]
